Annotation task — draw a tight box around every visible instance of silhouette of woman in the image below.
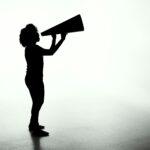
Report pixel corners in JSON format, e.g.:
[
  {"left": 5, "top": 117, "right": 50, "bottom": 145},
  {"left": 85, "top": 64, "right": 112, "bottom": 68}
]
[{"left": 19, "top": 24, "right": 66, "bottom": 136}]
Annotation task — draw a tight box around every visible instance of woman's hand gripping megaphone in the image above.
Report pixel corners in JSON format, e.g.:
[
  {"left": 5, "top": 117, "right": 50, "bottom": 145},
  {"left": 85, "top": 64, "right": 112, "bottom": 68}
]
[{"left": 51, "top": 33, "right": 67, "bottom": 41}]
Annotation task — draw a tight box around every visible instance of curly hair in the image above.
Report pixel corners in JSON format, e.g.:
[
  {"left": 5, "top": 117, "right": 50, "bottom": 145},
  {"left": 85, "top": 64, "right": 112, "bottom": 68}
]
[{"left": 19, "top": 24, "right": 40, "bottom": 47}]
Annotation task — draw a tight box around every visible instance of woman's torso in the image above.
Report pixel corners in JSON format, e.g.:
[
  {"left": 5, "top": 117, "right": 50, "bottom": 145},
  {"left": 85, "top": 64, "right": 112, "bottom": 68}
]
[{"left": 25, "top": 45, "right": 44, "bottom": 79}]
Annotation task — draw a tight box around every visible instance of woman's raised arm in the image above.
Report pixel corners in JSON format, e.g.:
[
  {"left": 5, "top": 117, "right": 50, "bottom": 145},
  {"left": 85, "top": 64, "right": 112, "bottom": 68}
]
[{"left": 39, "top": 33, "right": 67, "bottom": 56}]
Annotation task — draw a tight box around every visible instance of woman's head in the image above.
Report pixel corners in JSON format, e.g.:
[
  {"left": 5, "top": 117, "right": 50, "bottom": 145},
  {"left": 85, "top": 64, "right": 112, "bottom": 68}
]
[{"left": 19, "top": 24, "right": 40, "bottom": 47}]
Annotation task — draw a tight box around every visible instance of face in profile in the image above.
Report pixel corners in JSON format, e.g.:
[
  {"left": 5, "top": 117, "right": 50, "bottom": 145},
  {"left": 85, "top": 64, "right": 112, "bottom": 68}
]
[{"left": 20, "top": 24, "right": 40, "bottom": 47}]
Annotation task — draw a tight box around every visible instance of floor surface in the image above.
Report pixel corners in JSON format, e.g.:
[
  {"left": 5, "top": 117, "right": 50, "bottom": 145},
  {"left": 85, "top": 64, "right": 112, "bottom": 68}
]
[{"left": 1, "top": 96, "right": 150, "bottom": 150}]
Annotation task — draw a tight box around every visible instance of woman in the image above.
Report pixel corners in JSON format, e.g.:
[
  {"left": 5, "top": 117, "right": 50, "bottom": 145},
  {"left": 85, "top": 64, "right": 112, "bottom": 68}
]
[{"left": 19, "top": 24, "right": 66, "bottom": 136}]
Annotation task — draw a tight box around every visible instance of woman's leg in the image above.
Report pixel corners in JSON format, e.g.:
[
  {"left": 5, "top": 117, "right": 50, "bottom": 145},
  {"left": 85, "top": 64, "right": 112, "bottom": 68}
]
[
  {"left": 25, "top": 78, "right": 44, "bottom": 127},
  {"left": 30, "top": 81, "right": 44, "bottom": 127}
]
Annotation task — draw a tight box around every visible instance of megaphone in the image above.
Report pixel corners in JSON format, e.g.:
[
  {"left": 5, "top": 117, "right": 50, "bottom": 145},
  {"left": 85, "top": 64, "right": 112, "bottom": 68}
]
[{"left": 41, "top": 14, "right": 84, "bottom": 36}]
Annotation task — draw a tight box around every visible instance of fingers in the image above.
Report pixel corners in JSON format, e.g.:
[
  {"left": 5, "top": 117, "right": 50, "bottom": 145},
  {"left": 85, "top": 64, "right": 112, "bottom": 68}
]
[
  {"left": 61, "top": 33, "right": 67, "bottom": 40},
  {"left": 51, "top": 34, "right": 56, "bottom": 39},
  {"left": 51, "top": 33, "right": 67, "bottom": 41}
]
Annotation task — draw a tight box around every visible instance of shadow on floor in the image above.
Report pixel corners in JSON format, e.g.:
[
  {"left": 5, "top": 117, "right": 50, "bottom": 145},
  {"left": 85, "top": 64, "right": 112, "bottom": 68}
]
[{"left": 30, "top": 133, "right": 44, "bottom": 150}]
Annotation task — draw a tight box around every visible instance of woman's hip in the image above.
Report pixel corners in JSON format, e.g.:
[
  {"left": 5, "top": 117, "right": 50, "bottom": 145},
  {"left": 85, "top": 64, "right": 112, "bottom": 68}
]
[{"left": 25, "top": 75, "right": 44, "bottom": 88}]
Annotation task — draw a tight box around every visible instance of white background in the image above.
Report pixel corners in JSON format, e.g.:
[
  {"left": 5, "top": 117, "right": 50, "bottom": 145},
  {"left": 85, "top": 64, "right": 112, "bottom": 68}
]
[{"left": 0, "top": 0, "right": 150, "bottom": 149}]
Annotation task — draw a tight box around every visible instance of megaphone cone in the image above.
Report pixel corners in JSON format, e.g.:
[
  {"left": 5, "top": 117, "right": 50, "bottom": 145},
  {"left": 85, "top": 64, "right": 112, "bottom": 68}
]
[{"left": 41, "top": 14, "right": 84, "bottom": 36}]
